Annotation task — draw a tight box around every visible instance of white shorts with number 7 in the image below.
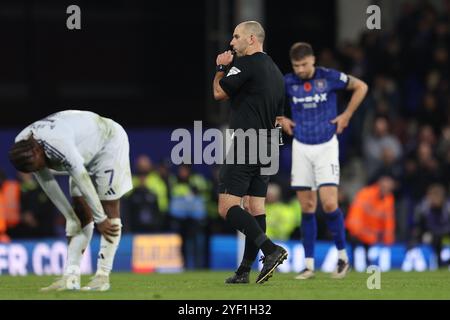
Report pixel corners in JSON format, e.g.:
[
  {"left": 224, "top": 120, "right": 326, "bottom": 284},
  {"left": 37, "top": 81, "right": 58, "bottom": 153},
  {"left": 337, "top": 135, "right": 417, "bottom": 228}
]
[{"left": 70, "top": 122, "right": 132, "bottom": 201}]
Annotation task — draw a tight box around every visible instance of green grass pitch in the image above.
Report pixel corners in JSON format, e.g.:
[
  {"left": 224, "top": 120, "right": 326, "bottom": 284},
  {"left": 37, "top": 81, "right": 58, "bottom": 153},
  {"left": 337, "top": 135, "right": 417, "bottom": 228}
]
[{"left": 0, "top": 271, "right": 449, "bottom": 300}]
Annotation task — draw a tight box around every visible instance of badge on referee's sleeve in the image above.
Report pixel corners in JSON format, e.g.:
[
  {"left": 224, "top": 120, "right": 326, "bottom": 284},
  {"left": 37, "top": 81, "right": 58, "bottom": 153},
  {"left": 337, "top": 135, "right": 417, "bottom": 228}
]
[{"left": 226, "top": 66, "right": 241, "bottom": 77}]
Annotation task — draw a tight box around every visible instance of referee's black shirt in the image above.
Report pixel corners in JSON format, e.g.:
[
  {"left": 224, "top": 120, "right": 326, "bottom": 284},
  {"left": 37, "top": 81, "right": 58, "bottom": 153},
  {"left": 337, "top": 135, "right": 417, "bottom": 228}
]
[{"left": 219, "top": 52, "right": 285, "bottom": 132}]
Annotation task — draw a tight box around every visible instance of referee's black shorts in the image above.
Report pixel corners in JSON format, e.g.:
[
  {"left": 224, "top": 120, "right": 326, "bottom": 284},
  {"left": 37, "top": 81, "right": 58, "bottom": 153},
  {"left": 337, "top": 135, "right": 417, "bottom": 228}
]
[{"left": 218, "top": 164, "right": 270, "bottom": 198}]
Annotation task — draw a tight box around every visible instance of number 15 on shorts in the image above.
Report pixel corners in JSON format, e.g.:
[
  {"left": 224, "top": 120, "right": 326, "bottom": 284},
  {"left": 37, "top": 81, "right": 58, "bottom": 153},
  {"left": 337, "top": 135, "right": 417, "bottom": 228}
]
[{"left": 331, "top": 164, "right": 339, "bottom": 177}]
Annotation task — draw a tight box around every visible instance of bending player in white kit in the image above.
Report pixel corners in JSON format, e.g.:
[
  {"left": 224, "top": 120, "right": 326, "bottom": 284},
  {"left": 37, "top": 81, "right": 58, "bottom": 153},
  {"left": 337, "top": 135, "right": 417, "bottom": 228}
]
[{"left": 8, "top": 110, "right": 132, "bottom": 291}]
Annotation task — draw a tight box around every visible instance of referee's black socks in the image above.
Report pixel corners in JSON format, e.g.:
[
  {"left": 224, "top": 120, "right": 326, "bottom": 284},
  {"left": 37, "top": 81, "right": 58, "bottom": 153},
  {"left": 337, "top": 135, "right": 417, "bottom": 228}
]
[
  {"left": 226, "top": 206, "right": 276, "bottom": 257},
  {"left": 237, "top": 214, "right": 266, "bottom": 274}
]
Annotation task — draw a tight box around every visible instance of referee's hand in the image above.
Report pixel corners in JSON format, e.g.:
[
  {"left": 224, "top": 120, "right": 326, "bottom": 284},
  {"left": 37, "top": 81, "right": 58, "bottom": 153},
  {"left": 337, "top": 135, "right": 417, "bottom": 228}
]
[
  {"left": 278, "top": 117, "right": 295, "bottom": 136},
  {"left": 216, "top": 51, "right": 234, "bottom": 66}
]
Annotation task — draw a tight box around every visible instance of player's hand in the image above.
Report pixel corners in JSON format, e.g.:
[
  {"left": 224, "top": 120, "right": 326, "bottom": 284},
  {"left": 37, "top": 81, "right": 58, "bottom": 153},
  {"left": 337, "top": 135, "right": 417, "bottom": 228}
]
[
  {"left": 330, "top": 112, "right": 351, "bottom": 134},
  {"left": 216, "top": 50, "right": 234, "bottom": 66},
  {"left": 278, "top": 117, "right": 296, "bottom": 136},
  {"left": 96, "top": 218, "right": 120, "bottom": 243}
]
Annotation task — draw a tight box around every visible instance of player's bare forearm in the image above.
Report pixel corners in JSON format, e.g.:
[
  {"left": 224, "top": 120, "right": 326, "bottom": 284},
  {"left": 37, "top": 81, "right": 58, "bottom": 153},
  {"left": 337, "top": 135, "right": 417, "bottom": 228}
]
[
  {"left": 213, "top": 72, "right": 229, "bottom": 101},
  {"left": 70, "top": 167, "right": 107, "bottom": 224},
  {"left": 332, "top": 75, "right": 368, "bottom": 134},
  {"left": 344, "top": 75, "right": 368, "bottom": 117}
]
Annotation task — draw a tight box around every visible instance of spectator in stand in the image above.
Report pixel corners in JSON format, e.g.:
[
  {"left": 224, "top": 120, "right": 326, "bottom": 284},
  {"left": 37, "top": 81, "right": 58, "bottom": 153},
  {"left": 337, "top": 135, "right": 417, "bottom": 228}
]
[
  {"left": 418, "top": 92, "right": 445, "bottom": 130},
  {"left": 169, "top": 165, "right": 207, "bottom": 269},
  {"left": 369, "top": 146, "right": 403, "bottom": 184},
  {"left": 437, "top": 125, "right": 450, "bottom": 162},
  {"left": 156, "top": 158, "right": 175, "bottom": 205},
  {"left": 411, "top": 184, "right": 450, "bottom": 267},
  {"left": 410, "top": 142, "right": 444, "bottom": 202},
  {"left": 265, "top": 183, "right": 299, "bottom": 241},
  {"left": 7, "top": 172, "right": 56, "bottom": 239},
  {"left": 132, "top": 155, "right": 169, "bottom": 215},
  {"left": 123, "top": 169, "right": 162, "bottom": 233},
  {"left": 363, "top": 116, "right": 403, "bottom": 179}
]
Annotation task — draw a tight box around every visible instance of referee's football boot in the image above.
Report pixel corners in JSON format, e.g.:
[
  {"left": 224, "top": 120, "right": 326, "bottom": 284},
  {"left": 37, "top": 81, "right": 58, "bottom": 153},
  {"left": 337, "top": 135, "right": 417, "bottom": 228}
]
[
  {"left": 294, "top": 268, "right": 315, "bottom": 280},
  {"left": 331, "top": 259, "right": 350, "bottom": 279},
  {"left": 225, "top": 271, "right": 250, "bottom": 284},
  {"left": 256, "top": 245, "right": 288, "bottom": 284}
]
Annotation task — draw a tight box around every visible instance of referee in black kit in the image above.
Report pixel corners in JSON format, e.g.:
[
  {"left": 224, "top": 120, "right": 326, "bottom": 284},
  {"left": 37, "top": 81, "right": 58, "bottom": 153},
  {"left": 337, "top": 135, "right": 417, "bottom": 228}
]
[{"left": 213, "top": 21, "right": 287, "bottom": 284}]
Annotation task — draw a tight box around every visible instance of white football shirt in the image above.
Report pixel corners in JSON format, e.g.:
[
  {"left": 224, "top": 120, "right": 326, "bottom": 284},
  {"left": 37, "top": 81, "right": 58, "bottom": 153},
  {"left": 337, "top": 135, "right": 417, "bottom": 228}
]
[{"left": 15, "top": 110, "right": 118, "bottom": 224}]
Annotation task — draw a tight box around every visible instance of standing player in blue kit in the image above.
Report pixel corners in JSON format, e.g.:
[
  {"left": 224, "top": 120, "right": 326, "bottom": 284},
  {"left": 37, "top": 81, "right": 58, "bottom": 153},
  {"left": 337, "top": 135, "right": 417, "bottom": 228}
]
[{"left": 279, "top": 42, "right": 368, "bottom": 279}]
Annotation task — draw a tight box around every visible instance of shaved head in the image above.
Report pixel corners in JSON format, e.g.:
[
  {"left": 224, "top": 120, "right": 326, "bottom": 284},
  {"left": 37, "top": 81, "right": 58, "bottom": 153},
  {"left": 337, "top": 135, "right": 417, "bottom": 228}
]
[
  {"left": 230, "top": 20, "right": 265, "bottom": 57},
  {"left": 237, "top": 21, "right": 265, "bottom": 44}
]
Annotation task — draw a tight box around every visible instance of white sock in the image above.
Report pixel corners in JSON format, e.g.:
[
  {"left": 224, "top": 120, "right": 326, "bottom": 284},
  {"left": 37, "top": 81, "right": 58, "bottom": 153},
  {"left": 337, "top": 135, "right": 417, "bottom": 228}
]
[
  {"left": 305, "top": 258, "right": 315, "bottom": 271},
  {"left": 338, "top": 249, "right": 348, "bottom": 262},
  {"left": 96, "top": 218, "right": 122, "bottom": 277},
  {"left": 65, "top": 222, "right": 94, "bottom": 276}
]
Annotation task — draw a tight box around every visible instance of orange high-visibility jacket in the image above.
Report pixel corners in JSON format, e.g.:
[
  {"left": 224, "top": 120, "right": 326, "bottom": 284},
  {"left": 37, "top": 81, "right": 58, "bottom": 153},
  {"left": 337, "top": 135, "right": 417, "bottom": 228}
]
[
  {"left": 0, "top": 187, "right": 9, "bottom": 242},
  {"left": 0, "top": 180, "right": 21, "bottom": 228},
  {"left": 345, "top": 184, "right": 395, "bottom": 245},
  {"left": 0, "top": 191, "right": 5, "bottom": 235}
]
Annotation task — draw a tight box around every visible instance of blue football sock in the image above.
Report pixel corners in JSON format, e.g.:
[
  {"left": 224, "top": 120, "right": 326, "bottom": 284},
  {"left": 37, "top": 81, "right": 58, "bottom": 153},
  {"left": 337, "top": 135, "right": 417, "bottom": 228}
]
[
  {"left": 301, "top": 213, "right": 317, "bottom": 258},
  {"left": 325, "top": 208, "right": 346, "bottom": 251}
]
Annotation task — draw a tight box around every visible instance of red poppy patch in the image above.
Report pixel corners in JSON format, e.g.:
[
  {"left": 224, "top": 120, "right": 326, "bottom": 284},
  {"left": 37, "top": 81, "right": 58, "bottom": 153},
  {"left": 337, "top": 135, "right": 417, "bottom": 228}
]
[{"left": 304, "top": 82, "right": 312, "bottom": 92}]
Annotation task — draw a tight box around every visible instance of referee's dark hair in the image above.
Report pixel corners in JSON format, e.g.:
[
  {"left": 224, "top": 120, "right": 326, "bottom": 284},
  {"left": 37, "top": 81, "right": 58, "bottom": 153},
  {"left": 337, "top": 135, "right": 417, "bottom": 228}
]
[{"left": 290, "top": 42, "right": 314, "bottom": 61}]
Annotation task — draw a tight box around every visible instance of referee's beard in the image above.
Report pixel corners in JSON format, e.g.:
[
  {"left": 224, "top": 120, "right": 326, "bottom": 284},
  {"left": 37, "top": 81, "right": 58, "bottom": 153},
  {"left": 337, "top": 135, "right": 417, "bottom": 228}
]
[
  {"left": 233, "top": 49, "right": 244, "bottom": 57},
  {"left": 231, "top": 43, "right": 249, "bottom": 57}
]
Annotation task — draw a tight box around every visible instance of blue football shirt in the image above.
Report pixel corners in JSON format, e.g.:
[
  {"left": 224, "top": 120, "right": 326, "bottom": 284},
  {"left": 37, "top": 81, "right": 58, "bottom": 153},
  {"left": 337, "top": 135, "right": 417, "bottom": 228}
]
[{"left": 285, "top": 67, "right": 349, "bottom": 144}]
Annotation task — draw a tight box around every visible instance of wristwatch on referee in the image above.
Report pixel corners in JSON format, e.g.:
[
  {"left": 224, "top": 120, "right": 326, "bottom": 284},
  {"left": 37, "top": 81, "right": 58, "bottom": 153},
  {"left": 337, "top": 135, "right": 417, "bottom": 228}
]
[{"left": 216, "top": 64, "right": 227, "bottom": 73}]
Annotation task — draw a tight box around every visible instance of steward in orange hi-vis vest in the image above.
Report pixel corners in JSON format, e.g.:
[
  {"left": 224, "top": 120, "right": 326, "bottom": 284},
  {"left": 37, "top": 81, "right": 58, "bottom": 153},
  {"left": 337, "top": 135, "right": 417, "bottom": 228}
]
[
  {"left": 345, "top": 183, "right": 395, "bottom": 246},
  {"left": 1, "top": 180, "right": 21, "bottom": 227},
  {"left": 0, "top": 179, "right": 20, "bottom": 243}
]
